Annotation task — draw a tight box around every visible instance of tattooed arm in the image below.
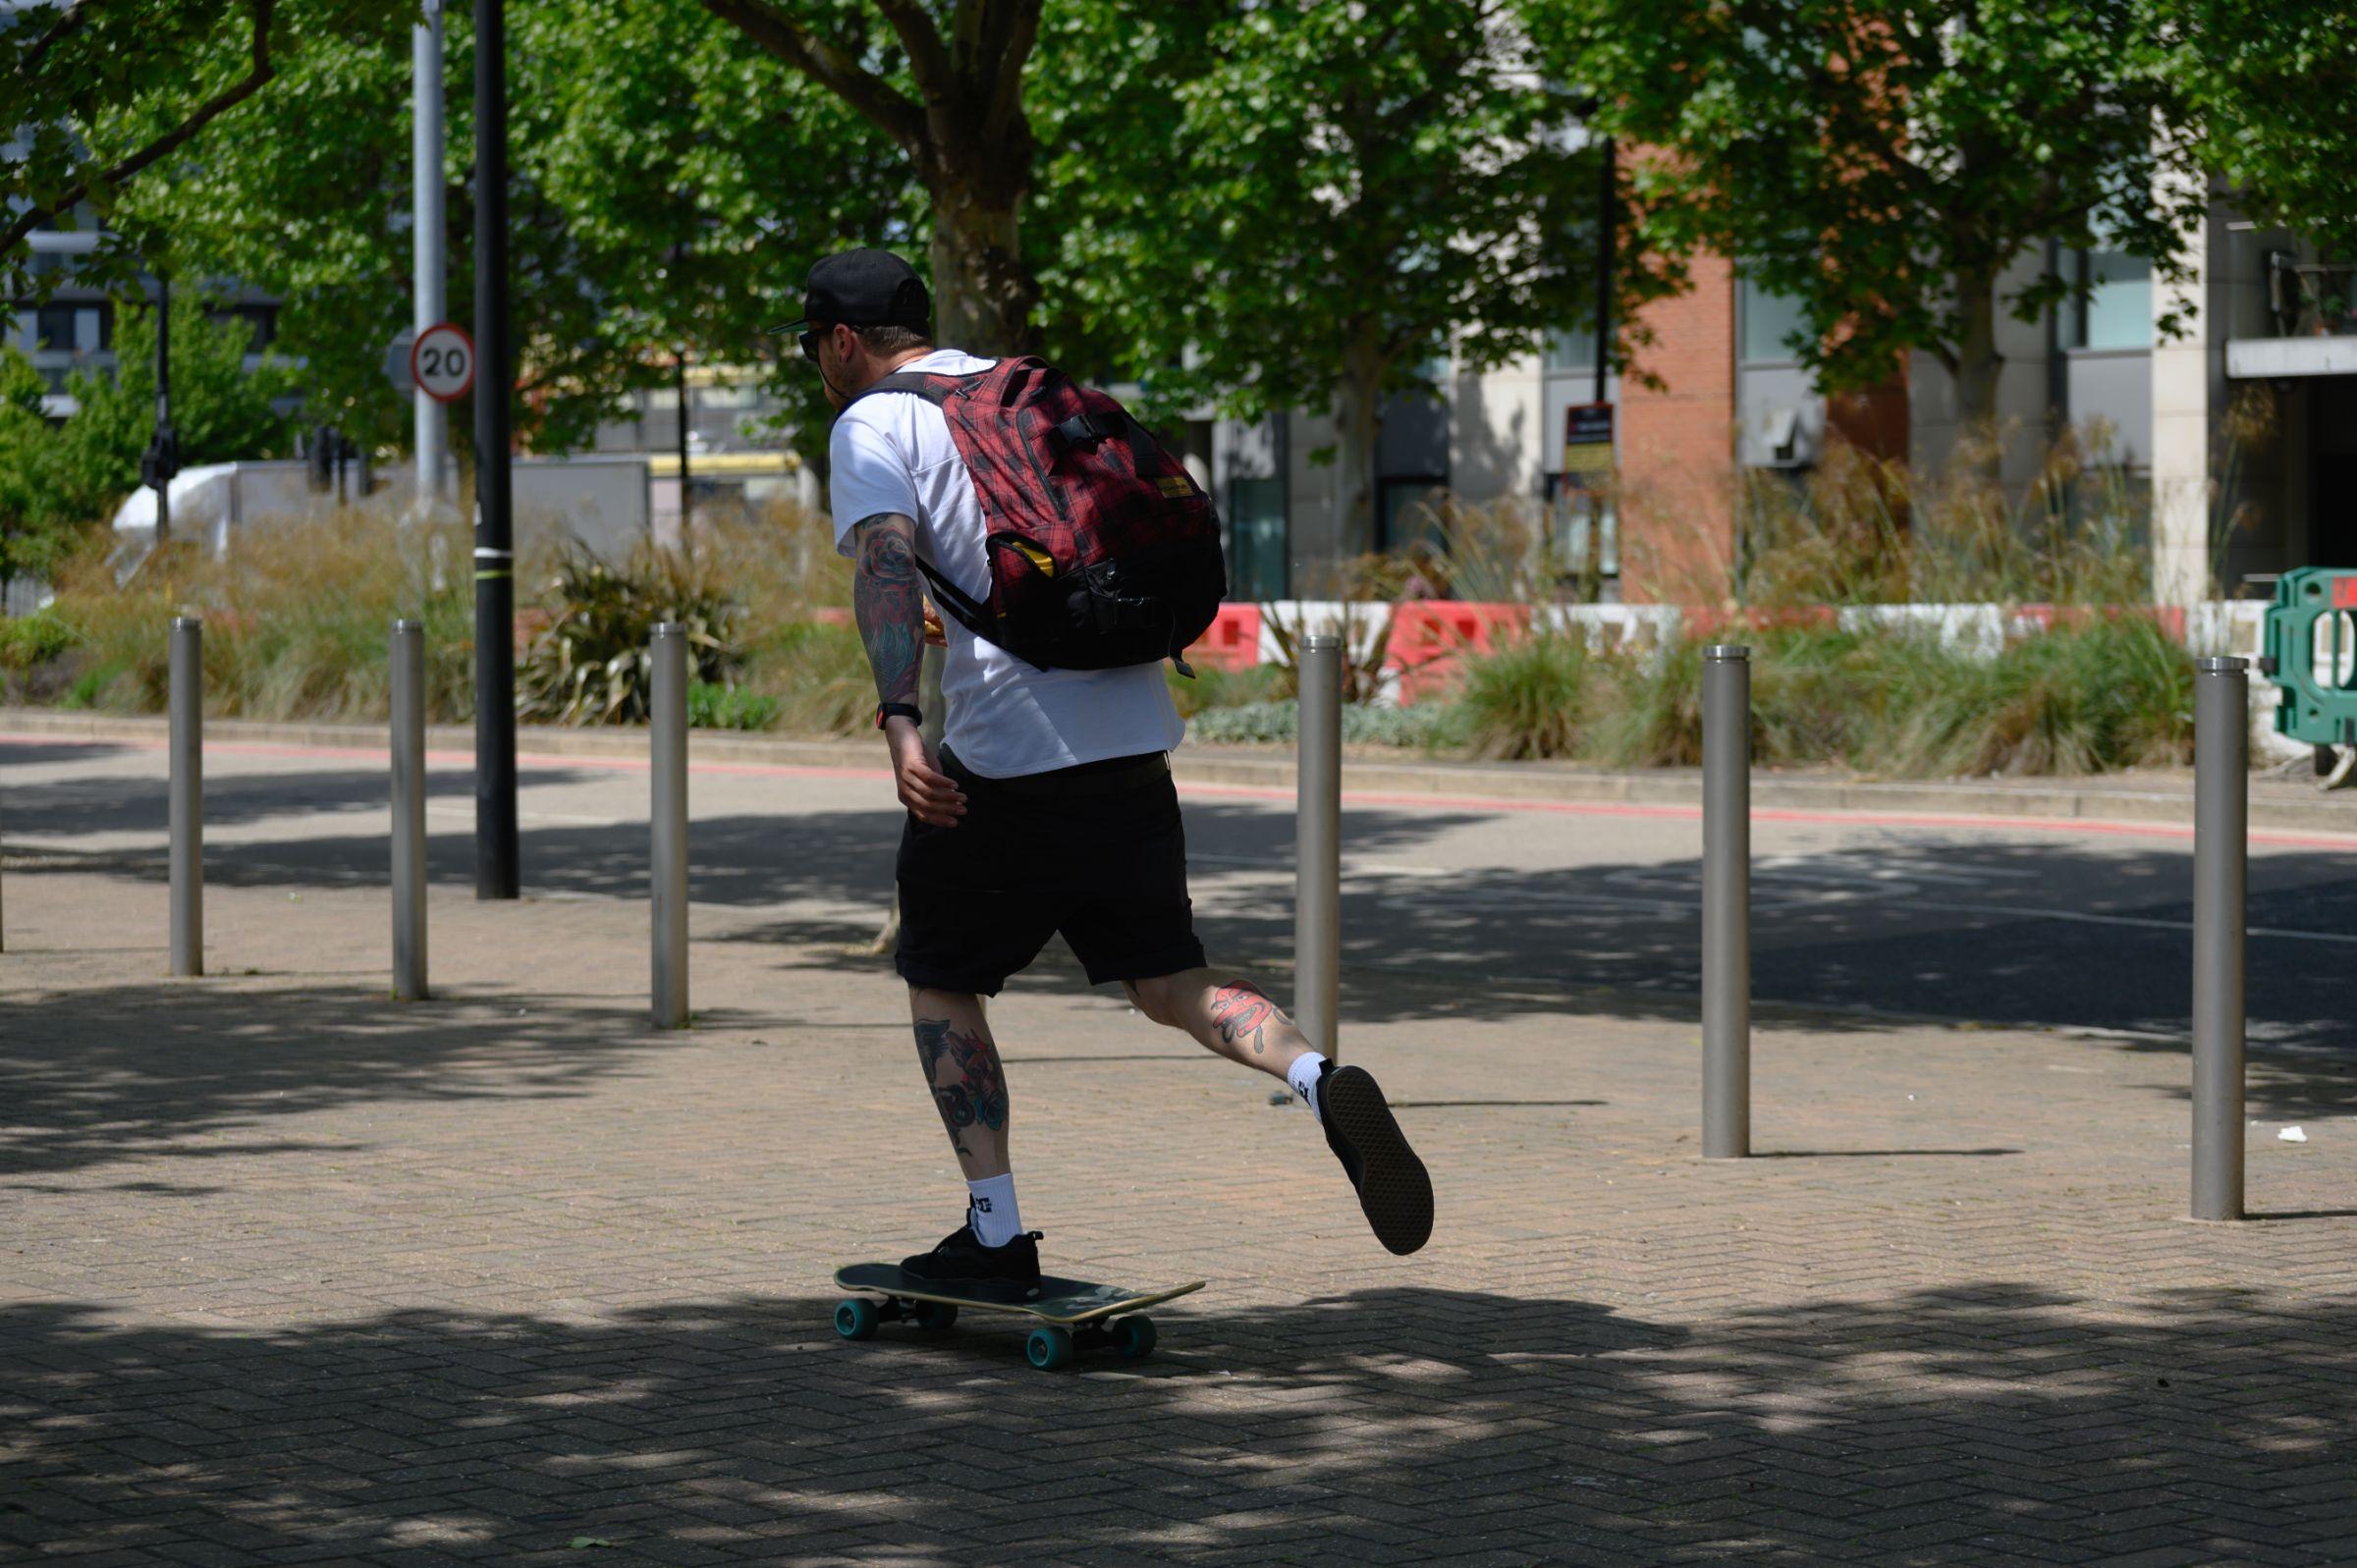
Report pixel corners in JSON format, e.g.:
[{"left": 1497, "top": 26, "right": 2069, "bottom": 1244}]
[{"left": 852, "top": 514, "right": 964, "bottom": 825}]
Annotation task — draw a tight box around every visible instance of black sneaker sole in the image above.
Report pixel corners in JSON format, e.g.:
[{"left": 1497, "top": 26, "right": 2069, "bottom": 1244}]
[{"left": 1323, "top": 1065, "right": 1434, "bottom": 1256}]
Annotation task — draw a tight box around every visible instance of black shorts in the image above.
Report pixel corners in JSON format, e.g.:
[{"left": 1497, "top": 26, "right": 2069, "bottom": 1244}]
[{"left": 894, "top": 746, "right": 1208, "bottom": 997}]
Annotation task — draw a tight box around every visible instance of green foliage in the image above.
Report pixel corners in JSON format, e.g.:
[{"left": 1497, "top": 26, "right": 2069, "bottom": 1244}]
[
  {"left": 2168, "top": 0, "right": 2357, "bottom": 259},
  {"left": 0, "top": 0, "right": 416, "bottom": 301},
  {"left": 687, "top": 679, "right": 780, "bottom": 731},
  {"left": 1535, "top": 0, "right": 2204, "bottom": 425},
  {"left": 1045, "top": 1, "right": 1673, "bottom": 545},
  {"left": 1455, "top": 632, "right": 1593, "bottom": 760},
  {"left": 0, "top": 606, "right": 77, "bottom": 669},
  {"left": 117, "top": 0, "right": 906, "bottom": 458},
  {"left": 518, "top": 545, "right": 740, "bottom": 726},
  {"left": 1185, "top": 699, "right": 1461, "bottom": 750},
  {"left": 1164, "top": 659, "right": 1288, "bottom": 720}
]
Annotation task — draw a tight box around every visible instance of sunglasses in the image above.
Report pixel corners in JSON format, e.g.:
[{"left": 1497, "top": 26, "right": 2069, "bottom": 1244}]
[{"left": 798, "top": 327, "right": 825, "bottom": 364}]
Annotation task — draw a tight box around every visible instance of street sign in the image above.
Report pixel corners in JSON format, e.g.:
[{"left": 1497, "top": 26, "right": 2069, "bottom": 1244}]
[
  {"left": 384, "top": 328, "right": 416, "bottom": 395},
  {"left": 410, "top": 321, "right": 475, "bottom": 403},
  {"left": 1563, "top": 401, "right": 1614, "bottom": 475}
]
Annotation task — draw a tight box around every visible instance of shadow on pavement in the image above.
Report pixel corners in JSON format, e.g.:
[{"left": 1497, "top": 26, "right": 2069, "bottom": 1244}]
[
  {"left": 0, "top": 979, "right": 658, "bottom": 1181},
  {"left": 3, "top": 1281, "right": 2349, "bottom": 1564}
]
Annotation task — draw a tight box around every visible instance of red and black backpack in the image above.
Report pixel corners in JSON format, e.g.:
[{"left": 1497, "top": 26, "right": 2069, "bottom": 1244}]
[{"left": 845, "top": 355, "right": 1227, "bottom": 674}]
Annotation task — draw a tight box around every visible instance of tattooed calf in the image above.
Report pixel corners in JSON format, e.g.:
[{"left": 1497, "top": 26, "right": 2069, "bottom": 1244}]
[
  {"left": 913, "top": 1017, "right": 1010, "bottom": 1155},
  {"left": 1208, "top": 981, "right": 1281, "bottom": 1055}
]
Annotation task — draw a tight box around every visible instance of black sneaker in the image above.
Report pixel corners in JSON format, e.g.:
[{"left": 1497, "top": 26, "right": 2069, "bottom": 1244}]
[
  {"left": 900, "top": 1219, "right": 1044, "bottom": 1303},
  {"left": 1318, "top": 1063, "right": 1434, "bottom": 1255}
]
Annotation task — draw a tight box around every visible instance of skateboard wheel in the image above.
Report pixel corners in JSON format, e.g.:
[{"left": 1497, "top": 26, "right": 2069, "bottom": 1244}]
[
  {"left": 1112, "top": 1315, "right": 1157, "bottom": 1359},
  {"left": 835, "top": 1297, "right": 880, "bottom": 1341},
  {"left": 912, "top": 1300, "right": 959, "bottom": 1332},
  {"left": 1025, "top": 1325, "right": 1073, "bottom": 1371}
]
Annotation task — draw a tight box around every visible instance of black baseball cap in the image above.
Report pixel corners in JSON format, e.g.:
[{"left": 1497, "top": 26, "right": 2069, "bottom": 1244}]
[{"left": 772, "top": 247, "right": 931, "bottom": 336}]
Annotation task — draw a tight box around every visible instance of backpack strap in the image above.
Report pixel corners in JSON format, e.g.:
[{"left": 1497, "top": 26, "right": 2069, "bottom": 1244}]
[{"left": 840, "top": 369, "right": 959, "bottom": 411}]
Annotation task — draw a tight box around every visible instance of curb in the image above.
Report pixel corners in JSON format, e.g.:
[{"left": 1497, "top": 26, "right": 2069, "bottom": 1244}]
[{"left": 6, "top": 706, "right": 2356, "bottom": 838}]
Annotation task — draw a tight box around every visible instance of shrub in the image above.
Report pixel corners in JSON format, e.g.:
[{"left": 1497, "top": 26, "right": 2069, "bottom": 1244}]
[
  {"left": 0, "top": 607, "right": 77, "bottom": 670},
  {"left": 1454, "top": 631, "right": 1594, "bottom": 760},
  {"left": 1880, "top": 614, "right": 2195, "bottom": 776},
  {"left": 518, "top": 544, "right": 740, "bottom": 725},
  {"left": 687, "top": 679, "right": 781, "bottom": 731},
  {"left": 1165, "top": 658, "right": 1288, "bottom": 719},
  {"left": 40, "top": 514, "right": 474, "bottom": 721},
  {"left": 1184, "top": 699, "right": 1459, "bottom": 749},
  {"left": 741, "top": 619, "right": 878, "bottom": 736}
]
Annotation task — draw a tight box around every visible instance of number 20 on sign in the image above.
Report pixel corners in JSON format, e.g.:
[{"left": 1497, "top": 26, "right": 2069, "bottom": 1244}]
[{"left": 411, "top": 322, "right": 476, "bottom": 404}]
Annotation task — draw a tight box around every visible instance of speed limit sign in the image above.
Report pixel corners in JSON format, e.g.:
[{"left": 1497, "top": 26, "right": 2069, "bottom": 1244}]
[{"left": 410, "top": 321, "right": 475, "bottom": 404}]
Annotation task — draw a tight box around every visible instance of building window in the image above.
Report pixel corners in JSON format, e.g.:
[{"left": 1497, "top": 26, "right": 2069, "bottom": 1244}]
[
  {"left": 2061, "top": 248, "right": 2151, "bottom": 351},
  {"left": 32, "top": 303, "right": 77, "bottom": 353},
  {"left": 1739, "top": 272, "right": 1813, "bottom": 363},
  {"left": 210, "top": 303, "right": 276, "bottom": 351},
  {"left": 1227, "top": 475, "right": 1288, "bottom": 600},
  {"left": 1379, "top": 478, "right": 1449, "bottom": 556},
  {"left": 1544, "top": 326, "right": 1598, "bottom": 374}
]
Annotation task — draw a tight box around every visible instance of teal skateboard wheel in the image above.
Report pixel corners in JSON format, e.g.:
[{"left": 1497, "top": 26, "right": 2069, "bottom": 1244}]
[
  {"left": 1025, "top": 1325, "right": 1073, "bottom": 1370},
  {"left": 912, "top": 1299, "right": 959, "bottom": 1332},
  {"left": 835, "top": 1297, "right": 879, "bottom": 1340},
  {"left": 1112, "top": 1315, "right": 1157, "bottom": 1359}
]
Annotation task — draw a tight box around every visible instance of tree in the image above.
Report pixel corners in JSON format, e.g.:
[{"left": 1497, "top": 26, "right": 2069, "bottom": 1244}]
[
  {"left": 2165, "top": 0, "right": 2357, "bottom": 260},
  {"left": 695, "top": 0, "right": 1043, "bottom": 353},
  {"left": 1, "top": 0, "right": 411, "bottom": 300},
  {"left": 0, "top": 292, "right": 298, "bottom": 588},
  {"left": 1038, "top": 0, "right": 1660, "bottom": 566},
  {"left": 120, "top": 0, "right": 908, "bottom": 460},
  {"left": 1533, "top": 0, "right": 2206, "bottom": 434}
]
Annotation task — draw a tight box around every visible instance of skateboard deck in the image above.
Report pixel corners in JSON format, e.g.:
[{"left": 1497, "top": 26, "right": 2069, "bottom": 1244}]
[{"left": 832, "top": 1264, "right": 1205, "bottom": 1370}]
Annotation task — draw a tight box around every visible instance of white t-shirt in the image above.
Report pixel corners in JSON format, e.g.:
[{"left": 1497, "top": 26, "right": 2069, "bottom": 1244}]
[{"left": 829, "top": 349, "right": 1184, "bottom": 780}]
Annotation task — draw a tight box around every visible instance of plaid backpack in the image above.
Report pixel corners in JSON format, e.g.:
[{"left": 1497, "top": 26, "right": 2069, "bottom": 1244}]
[{"left": 847, "top": 355, "right": 1227, "bottom": 674}]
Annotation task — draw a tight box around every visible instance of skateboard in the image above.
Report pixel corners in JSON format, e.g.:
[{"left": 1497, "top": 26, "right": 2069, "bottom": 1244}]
[{"left": 832, "top": 1264, "right": 1205, "bottom": 1371}]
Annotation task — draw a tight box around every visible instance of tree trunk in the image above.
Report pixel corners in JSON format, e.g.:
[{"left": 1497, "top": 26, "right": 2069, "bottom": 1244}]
[
  {"left": 1333, "top": 325, "right": 1385, "bottom": 568},
  {"left": 1952, "top": 265, "right": 2002, "bottom": 461},
  {"left": 928, "top": 186, "right": 1034, "bottom": 356}
]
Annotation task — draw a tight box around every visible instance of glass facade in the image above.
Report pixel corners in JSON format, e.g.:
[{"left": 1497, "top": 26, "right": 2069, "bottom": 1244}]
[
  {"left": 1739, "top": 273, "right": 1812, "bottom": 363},
  {"left": 1227, "top": 475, "right": 1288, "bottom": 600},
  {"left": 2062, "top": 248, "right": 2152, "bottom": 351},
  {"left": 1544, "top": 326, "right": 1598, "bottom": 373}
]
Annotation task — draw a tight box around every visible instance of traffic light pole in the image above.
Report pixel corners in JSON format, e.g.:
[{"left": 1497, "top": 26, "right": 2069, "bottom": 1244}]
[{"left": 472, "top": 0, "right": 519, "bottom": 899}]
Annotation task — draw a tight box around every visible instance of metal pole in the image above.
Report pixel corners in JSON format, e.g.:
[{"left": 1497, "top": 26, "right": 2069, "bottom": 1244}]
[
  {"left": 1295, "top": 632, "right": 1342, "bottom": 1059},
  {"left": 412, "top": 0, "right": 448, "bottom": 513},
  {"left": 391, "top": 620, "right": 428, "bottom": 1000},
  {"left": 651, "top": 623, "right": 689, "bottom": 1028},
  {"left": 676, "top": 349, "right": 692, "bottom": 544},
  {"left": 1702, "top": 643, "right": 1751, "bottom": 1159},
  {"left": 472, "top": 0, "right": 519, "bottom": 898},
  {"left": 153, "top": 276, "right": 171, "bottom": 544},
  {"left": 169, "top": 616, "right": 202, "bottom": 976},
  {"left": 2192, "top": 655, "right": 2248, "bottom": 1220},
  {"left": 1593, "top": 134, "right": 1615, "bottom": 407}
]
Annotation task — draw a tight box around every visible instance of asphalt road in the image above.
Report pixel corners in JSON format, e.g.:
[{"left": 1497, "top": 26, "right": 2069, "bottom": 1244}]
[{"left": 8, "top": 730, "right": 2357, "bottom": 1050}]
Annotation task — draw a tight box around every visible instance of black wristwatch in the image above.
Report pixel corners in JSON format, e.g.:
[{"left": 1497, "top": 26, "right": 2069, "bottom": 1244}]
[{"left": 876, "top": 702, "right": 923, "bottom": 730}]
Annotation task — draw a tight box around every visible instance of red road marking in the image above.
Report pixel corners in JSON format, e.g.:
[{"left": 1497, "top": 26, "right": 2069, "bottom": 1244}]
[{"left": 9, "top": 730, "right": 2357, "bottom": 851}]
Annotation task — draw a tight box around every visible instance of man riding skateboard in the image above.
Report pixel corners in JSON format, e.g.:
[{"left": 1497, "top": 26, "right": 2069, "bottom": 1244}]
[{"left": 792, "top": 246, "right": 1433, "bottom": 1301}]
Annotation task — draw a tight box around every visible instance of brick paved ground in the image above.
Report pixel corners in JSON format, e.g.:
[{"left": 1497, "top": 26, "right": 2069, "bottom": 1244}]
[{"left": 5, "top": 858, "right": 2356, "bottom": 1566}]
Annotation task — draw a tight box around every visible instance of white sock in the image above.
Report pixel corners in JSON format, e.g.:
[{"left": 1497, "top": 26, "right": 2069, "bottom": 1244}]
[
  {"left": 1287, "top": 1054, "right": 1330, "bottom": 1120},
  {"left": 966, "top": 1172, "right": 1022, "bottom": 1247}
]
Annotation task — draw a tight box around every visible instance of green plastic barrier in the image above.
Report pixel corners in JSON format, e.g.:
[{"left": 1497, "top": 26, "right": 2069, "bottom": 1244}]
[{"left": 2259, "top": 567, "right": 2357, "bottom": 747}]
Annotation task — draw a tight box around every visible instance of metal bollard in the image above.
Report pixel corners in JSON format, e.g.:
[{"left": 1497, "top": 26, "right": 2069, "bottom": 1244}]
[
  {"left": 1702, "top": 644, "right": 1751, "bottom": 1159},
  {"left": 169, "top": 615, "right": 203, "bottom": 977},
  {"left": 1295, "top": 632, "right": 1343, "bottom": 1060},
  {"left": 391, "top": 621, "right": 428, "bottom": 1000},
  {"left": 2191, "top": 655, "right": 2248, "bottom": 1220},
  {"left": 650, "top": 622, "right": 688, "bottom": 1028}
]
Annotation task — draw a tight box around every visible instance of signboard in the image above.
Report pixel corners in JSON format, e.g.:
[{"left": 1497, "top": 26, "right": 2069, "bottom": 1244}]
[
  {"left": 410, "top": 321, "right": 476, "bottom": 403},
  {"left": 1563, "top": 401, "right": 1614, "bottom": 475},
  {"left": 383, "top": 329, "right": 415, "bottom": 396}
]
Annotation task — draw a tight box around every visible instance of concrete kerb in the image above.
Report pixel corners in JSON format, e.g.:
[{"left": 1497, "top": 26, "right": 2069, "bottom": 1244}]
[{"left": 7, "top": 706, "right": 2357, "bottom": 840}]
